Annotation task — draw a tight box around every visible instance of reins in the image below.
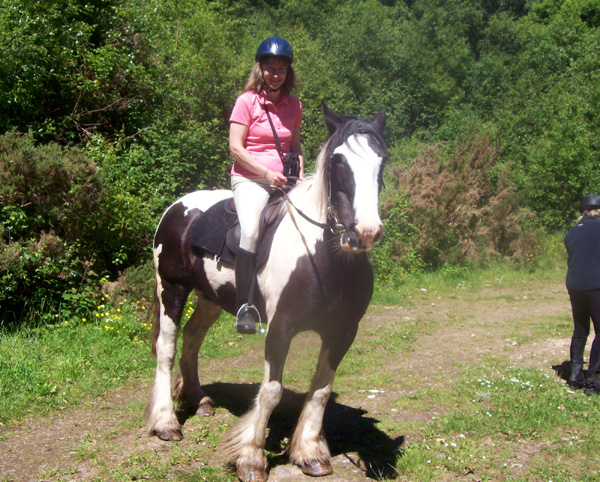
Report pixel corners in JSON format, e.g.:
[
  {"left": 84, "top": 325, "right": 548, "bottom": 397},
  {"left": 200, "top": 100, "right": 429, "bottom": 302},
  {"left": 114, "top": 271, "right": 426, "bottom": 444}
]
[{"left": 276, "top": 161, "right": 344, "bottom": 235}]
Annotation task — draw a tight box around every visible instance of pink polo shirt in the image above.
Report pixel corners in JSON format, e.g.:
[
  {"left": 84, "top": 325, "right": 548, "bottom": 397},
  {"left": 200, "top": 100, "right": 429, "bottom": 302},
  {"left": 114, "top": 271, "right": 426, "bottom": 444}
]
[{"left": 229, "top": 90, "right": 302, "bottom": 178}]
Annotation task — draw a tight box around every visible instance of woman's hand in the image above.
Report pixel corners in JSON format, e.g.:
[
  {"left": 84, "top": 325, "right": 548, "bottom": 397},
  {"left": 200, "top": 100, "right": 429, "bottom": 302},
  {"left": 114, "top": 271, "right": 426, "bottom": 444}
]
[{"left": 264, "top": 169, "right": 287, "bottom": 186}]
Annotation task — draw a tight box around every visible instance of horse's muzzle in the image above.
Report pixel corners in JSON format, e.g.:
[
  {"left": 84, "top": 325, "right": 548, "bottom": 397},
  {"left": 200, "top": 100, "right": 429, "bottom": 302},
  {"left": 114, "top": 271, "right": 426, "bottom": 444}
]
[{"left": 340, "top": 223, "right": 383, "bottom": 252}]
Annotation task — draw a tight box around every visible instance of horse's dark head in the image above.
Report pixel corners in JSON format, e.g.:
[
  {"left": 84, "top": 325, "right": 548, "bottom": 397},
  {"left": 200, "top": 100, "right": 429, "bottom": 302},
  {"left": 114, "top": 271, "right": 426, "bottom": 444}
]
[{"left": 320, "top": 102, "right": 387, "bottom": 253}]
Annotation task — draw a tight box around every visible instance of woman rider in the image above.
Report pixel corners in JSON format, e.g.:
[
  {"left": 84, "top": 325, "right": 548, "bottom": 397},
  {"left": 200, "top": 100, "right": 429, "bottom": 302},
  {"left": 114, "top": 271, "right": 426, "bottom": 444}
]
[{"left": 229, "top": 36, "right": 304, "bottom": 334}]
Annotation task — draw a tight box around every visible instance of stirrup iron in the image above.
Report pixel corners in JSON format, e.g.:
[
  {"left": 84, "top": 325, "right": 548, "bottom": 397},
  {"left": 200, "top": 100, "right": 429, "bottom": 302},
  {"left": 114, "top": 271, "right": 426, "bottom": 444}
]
[{"left": 235, "top": 304, "right": 264, "bottom": 334}]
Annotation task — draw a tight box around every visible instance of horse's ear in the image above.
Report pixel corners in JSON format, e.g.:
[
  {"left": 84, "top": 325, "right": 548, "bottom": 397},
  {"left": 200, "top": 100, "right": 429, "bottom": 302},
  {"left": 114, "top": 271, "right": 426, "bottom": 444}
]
[
  {"left": 321, "top": 101, "right": 341, "bottom": 136},
  {"left": 373, "top": 110, "right": 385, "bottom": 133}
]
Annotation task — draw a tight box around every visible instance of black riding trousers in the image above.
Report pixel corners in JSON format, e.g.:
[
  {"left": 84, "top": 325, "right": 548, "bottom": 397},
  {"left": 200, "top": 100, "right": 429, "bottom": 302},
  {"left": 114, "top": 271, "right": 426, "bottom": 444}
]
[{"left": 568, "top": 289, "right": 600, "bottom": 379}]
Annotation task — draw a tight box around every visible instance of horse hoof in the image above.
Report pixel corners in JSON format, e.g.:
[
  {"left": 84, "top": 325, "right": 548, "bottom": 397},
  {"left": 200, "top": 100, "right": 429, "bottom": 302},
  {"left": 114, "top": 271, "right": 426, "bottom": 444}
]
[
  {"left": 155, "top": 429, "right": 183, "bottom": 441},
  {"left": 196, "top": 402, "right": 215, "bottom": 417},
  {"left": 236, "top": 465, "right": 268, "bottom": 482},
  {"left": 301, "top": 459, "right": 333, "bottom": 477}
]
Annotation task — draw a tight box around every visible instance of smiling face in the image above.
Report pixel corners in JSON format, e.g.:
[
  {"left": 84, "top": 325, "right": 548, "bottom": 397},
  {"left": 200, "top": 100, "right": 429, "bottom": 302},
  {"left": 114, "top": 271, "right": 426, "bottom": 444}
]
[{"left": 261, "top": 57, "right": 289, "bottom": 92}]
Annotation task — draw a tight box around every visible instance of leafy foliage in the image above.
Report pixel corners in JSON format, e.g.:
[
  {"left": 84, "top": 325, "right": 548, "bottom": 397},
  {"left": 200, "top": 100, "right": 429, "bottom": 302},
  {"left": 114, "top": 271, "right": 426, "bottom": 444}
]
[
  {"left": 1, "top": 0, "right": 599, "bottom": 323},
  {"left": 0, "top": 131, "right": 101, "bottom": 326}
]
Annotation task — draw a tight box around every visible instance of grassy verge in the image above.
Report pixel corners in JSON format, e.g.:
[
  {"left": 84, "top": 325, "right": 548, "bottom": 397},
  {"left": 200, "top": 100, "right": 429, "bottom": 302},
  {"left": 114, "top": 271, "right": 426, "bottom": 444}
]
[
  {"left": 0, "top": 294, "right": 256, "bottom": 426},
  {"left": 0, "top": 296, "right": 155, "bottom": 424},
  {"left": 2, "top": 233, "right": 587, "bottom": 481},
  {"left": 0, "top": 234, "right": 565, "bottom": 425}
]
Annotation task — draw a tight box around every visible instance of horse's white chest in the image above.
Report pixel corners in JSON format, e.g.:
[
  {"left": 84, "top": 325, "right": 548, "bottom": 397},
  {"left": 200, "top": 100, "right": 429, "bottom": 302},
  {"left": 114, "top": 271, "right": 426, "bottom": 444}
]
[{"left": 259, "top": 213, "right": 323, "bottom": 318}]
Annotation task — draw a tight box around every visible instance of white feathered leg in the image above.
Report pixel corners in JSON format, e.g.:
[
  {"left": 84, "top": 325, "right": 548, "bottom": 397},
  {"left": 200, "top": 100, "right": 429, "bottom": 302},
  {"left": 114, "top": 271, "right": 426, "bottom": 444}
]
[
  {"left": 288, "top": 345, "right": 337, "bottom": 476},
  {"left": 221, "top": 361, "right": 283, "bottom": 482}
]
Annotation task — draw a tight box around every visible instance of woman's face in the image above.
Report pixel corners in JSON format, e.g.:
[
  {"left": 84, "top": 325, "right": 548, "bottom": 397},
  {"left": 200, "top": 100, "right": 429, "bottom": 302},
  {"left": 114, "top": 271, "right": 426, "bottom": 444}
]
[{"left": 261, "top": 57, "right": 288, "bottom": 92}]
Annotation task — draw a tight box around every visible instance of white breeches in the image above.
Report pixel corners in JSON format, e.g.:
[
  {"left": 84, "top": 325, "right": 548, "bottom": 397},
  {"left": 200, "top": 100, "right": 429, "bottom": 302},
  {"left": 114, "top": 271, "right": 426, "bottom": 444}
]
[{"left": 231, "top": 175, "right": 275, "bottom": 252}]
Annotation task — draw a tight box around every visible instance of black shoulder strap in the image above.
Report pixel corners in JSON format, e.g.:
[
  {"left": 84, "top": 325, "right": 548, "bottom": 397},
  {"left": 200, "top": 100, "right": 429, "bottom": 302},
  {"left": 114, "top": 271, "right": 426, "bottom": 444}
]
[{"left": 262, "top": 102, "right": 285, "bottom": 160}]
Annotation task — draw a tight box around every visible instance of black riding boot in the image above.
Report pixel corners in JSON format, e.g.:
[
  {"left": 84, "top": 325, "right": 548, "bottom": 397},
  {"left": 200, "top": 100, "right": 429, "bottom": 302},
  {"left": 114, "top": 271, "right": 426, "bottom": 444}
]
[
  {"left": 234, "top": 248, "right": 259, "bottom": 334},
  {"left": 568, "top": 361, "right": 585, "bottom": 389},
  {"left": 585, "top": 374, "right": 600, "bottom": 395},
  {"left": 568, "top": 335, "right": 586, "bottom": 388}
]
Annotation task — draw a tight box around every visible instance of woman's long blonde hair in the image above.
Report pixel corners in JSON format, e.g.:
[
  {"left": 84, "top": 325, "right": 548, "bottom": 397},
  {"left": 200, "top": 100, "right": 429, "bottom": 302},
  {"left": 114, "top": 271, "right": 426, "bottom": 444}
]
[
  {"left": 580, "top": 209, "right": 600, "bottom": 221},
  {"left": 243, "top": 59, "right": 299, "bottom": 95}
]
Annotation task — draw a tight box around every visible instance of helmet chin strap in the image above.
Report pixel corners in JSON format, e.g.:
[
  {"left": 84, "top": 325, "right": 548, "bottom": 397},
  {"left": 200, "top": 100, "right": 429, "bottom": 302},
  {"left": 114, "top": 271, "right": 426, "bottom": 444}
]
[{"left": 261, "top": 82, "right": 282, "bottom": 93}]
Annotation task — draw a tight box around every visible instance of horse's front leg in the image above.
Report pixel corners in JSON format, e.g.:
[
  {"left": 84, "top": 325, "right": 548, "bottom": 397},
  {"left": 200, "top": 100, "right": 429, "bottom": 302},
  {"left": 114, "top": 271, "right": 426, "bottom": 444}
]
[
  {"left": 221, "top": 326, "right": 292, "bottom": 482},
  {"left": 289, "top": 328, "right": 358, "bottom": 477},
  {"left": 146, "top": 281, "right": 189, "bottom": 441}
]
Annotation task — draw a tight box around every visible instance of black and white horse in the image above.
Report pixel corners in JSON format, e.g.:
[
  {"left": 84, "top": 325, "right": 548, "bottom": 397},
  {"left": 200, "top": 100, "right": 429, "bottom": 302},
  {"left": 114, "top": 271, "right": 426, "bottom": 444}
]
[{"left": 146, "top": 103, "right": 387, "bottom": 482}]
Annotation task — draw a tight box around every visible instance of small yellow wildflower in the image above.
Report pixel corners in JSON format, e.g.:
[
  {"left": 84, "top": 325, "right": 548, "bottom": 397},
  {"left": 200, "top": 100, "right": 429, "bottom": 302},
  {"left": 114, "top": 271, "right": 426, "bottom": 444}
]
[{"left": 82, "top": 318, "right": 86, "bottom": 322}]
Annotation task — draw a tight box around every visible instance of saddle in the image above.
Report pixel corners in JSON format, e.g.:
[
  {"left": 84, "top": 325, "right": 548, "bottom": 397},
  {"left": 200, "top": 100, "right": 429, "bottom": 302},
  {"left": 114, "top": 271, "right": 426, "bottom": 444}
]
[{"left": 189, "top": 192, "right": 286, "bottom": 266}]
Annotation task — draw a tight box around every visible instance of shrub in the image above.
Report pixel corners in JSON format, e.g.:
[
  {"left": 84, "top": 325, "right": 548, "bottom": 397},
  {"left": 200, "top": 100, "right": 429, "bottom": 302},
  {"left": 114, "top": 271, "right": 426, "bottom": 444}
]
[
  {"left": 382, "top": 135, "right": 538, "bottom": 272},
  {"left": 0, "top": 131, "right": 102, "bottom": 326}
]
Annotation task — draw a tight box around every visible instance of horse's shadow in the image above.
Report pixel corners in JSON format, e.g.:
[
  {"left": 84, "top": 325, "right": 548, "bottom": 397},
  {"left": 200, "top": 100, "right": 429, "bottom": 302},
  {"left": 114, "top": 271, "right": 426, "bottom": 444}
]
[{"left": 186, "top": 382, "right": 404, "bottom": 479}]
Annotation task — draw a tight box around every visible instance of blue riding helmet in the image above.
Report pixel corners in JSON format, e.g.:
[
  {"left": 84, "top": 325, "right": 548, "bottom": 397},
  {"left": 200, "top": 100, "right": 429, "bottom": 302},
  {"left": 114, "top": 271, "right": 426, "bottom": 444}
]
[
  {"left": 580, "top": 194, "right": 600, "bottom": 213},
  {"left": 255, "top": 36, "right": 293, "bottom": 64}
]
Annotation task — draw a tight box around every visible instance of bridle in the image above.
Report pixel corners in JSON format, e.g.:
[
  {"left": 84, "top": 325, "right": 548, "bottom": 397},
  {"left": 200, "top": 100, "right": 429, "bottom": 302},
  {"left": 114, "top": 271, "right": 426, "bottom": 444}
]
[
  {"left": 276, "top": 159, "right": 345, "bottom": 236},
  {"left": 278, "top": 126, "right": 385, "bottom": 239}
]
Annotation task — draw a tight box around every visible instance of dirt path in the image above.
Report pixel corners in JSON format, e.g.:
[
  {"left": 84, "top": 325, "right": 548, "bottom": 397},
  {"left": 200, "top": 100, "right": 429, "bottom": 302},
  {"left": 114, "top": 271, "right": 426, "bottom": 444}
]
[{"left": 0, "top": 278, "right": 574, "bottom": 481}]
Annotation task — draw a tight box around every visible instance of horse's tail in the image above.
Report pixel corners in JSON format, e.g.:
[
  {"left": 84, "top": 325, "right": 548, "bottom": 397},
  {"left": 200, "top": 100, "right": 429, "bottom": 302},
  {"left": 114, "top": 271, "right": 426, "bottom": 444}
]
[{"left": 150, "top": 281, "right": 160, "bottom": 358}]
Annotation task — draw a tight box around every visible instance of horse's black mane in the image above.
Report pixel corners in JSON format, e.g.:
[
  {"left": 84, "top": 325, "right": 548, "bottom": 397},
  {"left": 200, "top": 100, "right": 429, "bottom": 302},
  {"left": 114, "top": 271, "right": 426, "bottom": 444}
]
[{"left": 323, "top": 114, "right": 387, "bottom": 161}]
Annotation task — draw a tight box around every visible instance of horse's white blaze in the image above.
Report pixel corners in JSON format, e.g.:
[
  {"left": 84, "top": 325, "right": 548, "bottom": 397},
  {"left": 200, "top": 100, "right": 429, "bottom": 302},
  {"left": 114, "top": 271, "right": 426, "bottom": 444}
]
[{"left": 333, "top": 134, "right": 383, "bottom": 230}]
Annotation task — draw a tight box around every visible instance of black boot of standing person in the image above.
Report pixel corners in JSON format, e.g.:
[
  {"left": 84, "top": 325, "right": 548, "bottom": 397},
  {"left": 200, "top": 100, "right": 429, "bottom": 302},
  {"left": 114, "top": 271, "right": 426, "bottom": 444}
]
[
  {"left": 234, "top": 248, "right": 259, "bottom": 334},
  {"left": 584, "top": 334, "right": 600, "bottom": 394},
  {"left": 568, "top": 361, "right": 585, "bottom": 389},
  {"left": 568, "top": 336, "right": 586, "bottom": 389}
]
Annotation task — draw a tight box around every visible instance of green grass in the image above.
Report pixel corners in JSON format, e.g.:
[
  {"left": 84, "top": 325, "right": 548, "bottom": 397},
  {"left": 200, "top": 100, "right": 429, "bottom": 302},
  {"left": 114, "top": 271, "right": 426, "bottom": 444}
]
[
  {"left": 393, "top": 365, "right": 600, "bottom": 481},
  {"left": 0, "top": 294, "right": 256, "bottom": 425},
  {"left": 2, "top": 240, "right": 591, "bottom": 481},
  {"left": 0, "top": 296, "right": 157, "bottom": 423}
]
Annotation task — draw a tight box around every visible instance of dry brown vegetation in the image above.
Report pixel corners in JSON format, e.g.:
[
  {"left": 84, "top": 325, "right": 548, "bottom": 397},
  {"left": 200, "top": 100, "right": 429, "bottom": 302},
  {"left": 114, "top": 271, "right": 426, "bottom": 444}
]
[{"left": 385, "top": 135, "right": 539, "bottom": 270}]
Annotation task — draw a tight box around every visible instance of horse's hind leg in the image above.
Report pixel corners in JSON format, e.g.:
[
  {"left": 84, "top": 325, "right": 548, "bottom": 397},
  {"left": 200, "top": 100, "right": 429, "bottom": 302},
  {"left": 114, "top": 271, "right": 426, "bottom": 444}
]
[
  {"left": 173, "top": 293, "right": 222, "bottom": 417},
  {"left": 288, "top": 328, "right": 358, "bottom": 476},
  {"left": 146, "top": 280, "right": 190, "bottom": 441}
]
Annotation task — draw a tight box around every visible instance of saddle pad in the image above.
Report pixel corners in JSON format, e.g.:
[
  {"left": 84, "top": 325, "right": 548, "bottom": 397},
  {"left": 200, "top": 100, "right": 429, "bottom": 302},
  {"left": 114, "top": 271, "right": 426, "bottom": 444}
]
[{"left": 189, "top": 198, "right": 238, "bottom": 265}]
